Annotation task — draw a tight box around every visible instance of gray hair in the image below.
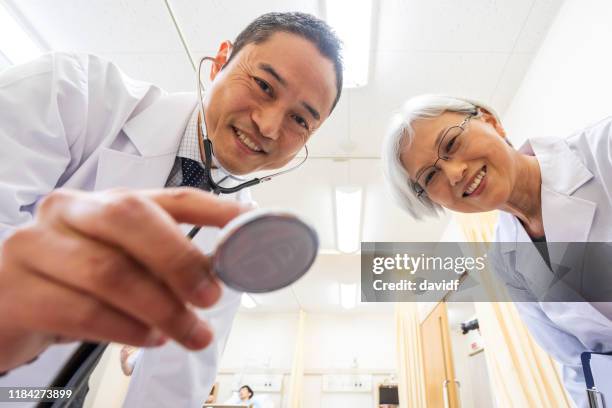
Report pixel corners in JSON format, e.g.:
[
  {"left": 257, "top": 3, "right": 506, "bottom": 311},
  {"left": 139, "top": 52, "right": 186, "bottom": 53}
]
[{"left": 381, "top": 94, "right": 501, "bottom": 220}]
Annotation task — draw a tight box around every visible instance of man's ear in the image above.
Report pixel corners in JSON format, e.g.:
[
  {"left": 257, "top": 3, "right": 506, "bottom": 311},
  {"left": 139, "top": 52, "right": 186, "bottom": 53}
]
[
  {"left": 478, "top": 107, "right": 507, "bottom": 138},
  {"left": 210, "top": 40, "right": 233, "bottom": 80}
]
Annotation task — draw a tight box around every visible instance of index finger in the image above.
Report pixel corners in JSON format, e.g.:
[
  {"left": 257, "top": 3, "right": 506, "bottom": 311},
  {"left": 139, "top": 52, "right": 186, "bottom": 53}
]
[{"left": 142, "top": 187, "right": 251, "bottom": 228}]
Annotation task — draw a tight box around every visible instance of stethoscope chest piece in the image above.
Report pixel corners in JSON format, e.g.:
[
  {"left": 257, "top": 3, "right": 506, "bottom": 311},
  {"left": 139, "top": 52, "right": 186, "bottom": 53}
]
[{"left": 212, "top": 209, "right": 319, "bottom": 293}]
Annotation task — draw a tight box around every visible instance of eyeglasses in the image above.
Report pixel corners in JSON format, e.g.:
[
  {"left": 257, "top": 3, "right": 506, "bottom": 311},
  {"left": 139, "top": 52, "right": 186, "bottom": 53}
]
[{"left": 413, "top": 112, "right": 477, "bottom": 198}]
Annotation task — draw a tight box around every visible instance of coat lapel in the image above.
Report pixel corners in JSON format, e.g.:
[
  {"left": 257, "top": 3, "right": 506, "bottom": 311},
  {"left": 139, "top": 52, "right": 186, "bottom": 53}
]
[
  {"left": 95, "top": 92, "right": 197, "bottom": 191},
  {"left": 530, "top": 136, "right": 596, "bottom": 243},
  {"left": 500, "top": 137, "right": 598, "bottom": 299}
]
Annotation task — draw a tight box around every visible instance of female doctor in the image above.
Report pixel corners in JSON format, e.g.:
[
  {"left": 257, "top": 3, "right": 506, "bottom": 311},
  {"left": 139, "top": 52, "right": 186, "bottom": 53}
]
[{"left": 382, "top": 94, "right": 612, "bottom": 407}]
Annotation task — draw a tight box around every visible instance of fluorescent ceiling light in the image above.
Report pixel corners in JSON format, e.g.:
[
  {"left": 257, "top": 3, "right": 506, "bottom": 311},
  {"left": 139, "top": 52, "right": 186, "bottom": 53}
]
[
  {"left": 325, "top": 0, "right": 373, "bottom": 88},
  {"left": 335, "top": 186, "right": 363, "bottom": 253},
  {"left": 340, "top": 283, "right": 357, "bottom": 309},
  {"left": 241, "top": 293, "right": 257, "bottom": 309},
  {"left": 0, "top": 2, "right": 43, "bottom": 65}
]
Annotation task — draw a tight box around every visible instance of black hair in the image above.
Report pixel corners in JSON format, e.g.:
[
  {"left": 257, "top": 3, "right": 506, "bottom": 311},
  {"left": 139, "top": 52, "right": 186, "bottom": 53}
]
[
  {"left": 227, "top": 12, "right": 343, "bottom": 113},
  {"left": 240, "top": 385, "right": 254, "bottom": 399}
]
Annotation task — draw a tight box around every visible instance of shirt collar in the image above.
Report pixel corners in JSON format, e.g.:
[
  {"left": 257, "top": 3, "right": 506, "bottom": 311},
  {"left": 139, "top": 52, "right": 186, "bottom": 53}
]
[
  {"left": 176, "top": 107, "right": 204, "bottom": 164},
  {"left": 177, "top": 107, "right": 226, "bottom": 170}
]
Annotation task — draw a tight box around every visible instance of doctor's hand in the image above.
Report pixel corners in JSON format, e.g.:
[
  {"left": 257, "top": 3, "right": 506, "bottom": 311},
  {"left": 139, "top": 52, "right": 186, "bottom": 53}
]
[{"left": 0, "top": 188, "right": 248, "bottom": 371}]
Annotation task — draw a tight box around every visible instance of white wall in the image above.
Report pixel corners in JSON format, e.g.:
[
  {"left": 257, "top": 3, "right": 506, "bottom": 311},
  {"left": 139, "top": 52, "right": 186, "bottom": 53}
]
[
  {"left": 303, "top": 314, "right": 396, "bottom": 408},
  {"left": 217, "top": 312, "right": 397, "bottom": 408},
  {"left": 302, "top": 314, "right": 396, "bottom": 372},
  {"left": 503, "top": 0, "right": 612, "bottom": 145},
  {"left": 82, "top": 313, "right": 397, "bottom": 407},
  {"left": 217, "top": 313, "right": 299, "bottom": 406},
  {"left": 220, "top": 313, "right": 300, "bottom": 372},
  {"left": 448, "top": 315, "right": 495, "bottom": 408}
]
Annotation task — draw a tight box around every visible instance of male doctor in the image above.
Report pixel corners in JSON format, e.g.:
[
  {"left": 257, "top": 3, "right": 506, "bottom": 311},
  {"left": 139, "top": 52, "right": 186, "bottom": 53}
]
[{"left": 0, "top": 12, "right": 342, "bottom": 407}]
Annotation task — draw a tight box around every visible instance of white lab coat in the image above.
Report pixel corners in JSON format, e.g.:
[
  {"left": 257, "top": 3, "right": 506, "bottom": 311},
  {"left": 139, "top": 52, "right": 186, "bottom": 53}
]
[
  {"left": 0, "top": 53, "right": 249, "bottom": 407},
  {"left": 494, "top": 116, "right": 612, "bottom": 408}
]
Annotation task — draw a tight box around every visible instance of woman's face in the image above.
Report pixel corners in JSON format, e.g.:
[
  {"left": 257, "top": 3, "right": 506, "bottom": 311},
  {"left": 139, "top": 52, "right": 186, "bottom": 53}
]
[{"left": 400, "top": 111, "right": 518, "bottom": 213}]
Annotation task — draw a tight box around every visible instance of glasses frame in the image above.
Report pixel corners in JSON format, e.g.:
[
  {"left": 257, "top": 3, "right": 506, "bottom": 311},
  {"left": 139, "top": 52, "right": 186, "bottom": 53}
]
[{"left": 413, "top": 111, "right": 477, "bottom": 198}]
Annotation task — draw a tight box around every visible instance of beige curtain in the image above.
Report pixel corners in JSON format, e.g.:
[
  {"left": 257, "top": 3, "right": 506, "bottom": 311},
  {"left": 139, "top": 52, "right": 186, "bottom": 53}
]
[
  {"left": 287, "top": 309, "right": 306, "bottom": 408},
  {"left": 455, "top": 212, "right": 572, "bottom": 408},
  {"left": 395, "top": 303, "right": 427, "bottom": 408}
]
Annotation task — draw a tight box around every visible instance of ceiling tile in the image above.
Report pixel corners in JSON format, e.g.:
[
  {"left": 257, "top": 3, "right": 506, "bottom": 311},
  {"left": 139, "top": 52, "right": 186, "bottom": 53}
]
[
  {"left": 304, "top": 92, "right": 352, "bottom": 158},
  {"left": 13, "top": 0, "right": 181, "bottom": 53},
  {"left": 376, "top": 0, "right": 534, "bottom": 53},
  {"left": 513, "top": 0, "right": 565, "bottom": 53},
  {"left": 333, "top": 51, "right": 509, "bottom": 158},
  {"left": 490, "top": 52, "right": 534, "bottom": 116},
  {"left": 251, "top": 158, "right": 344, "bottom": 250},
  {"left": 171, "top": 0, "right": 320, "bottom": 52}
]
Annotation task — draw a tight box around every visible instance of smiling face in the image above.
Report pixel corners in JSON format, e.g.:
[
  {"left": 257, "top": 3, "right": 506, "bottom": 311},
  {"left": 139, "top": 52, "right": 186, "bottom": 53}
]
[
  {"left": 203, "top": 32, "right": 337, "bottom": 175},
  {"left": 400, "top": 111, "right": 520, "bottom": 213}
]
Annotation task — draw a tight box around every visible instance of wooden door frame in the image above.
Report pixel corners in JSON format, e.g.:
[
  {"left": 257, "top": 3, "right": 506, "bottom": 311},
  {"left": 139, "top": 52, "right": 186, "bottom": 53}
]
[{"left": 420, "top": 301, "right": 460, "bottom": 408}]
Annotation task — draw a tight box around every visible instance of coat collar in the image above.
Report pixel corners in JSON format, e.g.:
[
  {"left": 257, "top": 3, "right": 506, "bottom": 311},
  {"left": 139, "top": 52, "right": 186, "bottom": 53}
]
[
  {"left": 497, "top": 136, "right": 596, "bottom": 251},
  {"left": 524, "top": 137, "right": 593, "bottom": 197},
  {"left": 496, "top": 137, "right": 597, "bottom": 299},
  {"left": 94, "top": 92, "right": 198, "bottom": 191},
  {"left": 122, "top": 92, "right": 198, "bottom": 157},
  {"left": 527, "top": 137, "right": 596, "bottom": 243}
]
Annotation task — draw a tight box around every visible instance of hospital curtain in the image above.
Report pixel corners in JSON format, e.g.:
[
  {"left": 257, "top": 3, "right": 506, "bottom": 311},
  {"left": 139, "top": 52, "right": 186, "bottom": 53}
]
[
  {"left": 455, "top": 212, "right": 572, "bottom": 408},
  {"left": 287, "top": 309, "right": 306, "bottom": 408},
  {"left": 394, "top": 303, "right": 427, "bottom": 408}
]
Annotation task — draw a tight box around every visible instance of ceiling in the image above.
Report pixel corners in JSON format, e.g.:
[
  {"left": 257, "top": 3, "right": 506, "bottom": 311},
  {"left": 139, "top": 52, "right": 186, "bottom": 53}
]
[
  {"left": 0, "top": 52, "right": 9, "bottom": 70},
  {"left": 6, "top": 0, "right": 564, "bottom": 313}
]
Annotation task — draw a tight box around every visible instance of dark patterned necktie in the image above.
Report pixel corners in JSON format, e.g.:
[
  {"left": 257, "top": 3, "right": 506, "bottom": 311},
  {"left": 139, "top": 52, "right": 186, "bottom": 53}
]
[{"left": 180, "top": 157, "right": 211, "bottom": 191}]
